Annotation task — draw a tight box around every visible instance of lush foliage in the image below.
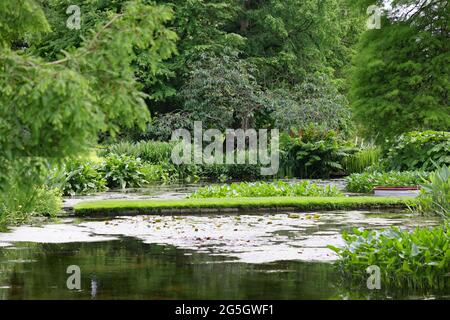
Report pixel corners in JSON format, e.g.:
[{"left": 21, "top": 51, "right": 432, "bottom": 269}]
[
  {"left": 346, "top": 171, "right": 427, "bottom": 193},
  {"left": 0, "top": 0, "right": 177, "bottom": 222},
  {"left": 139, "top": 112, "right": 194, "bottom": 141},
  {"left": 279, "top": 126, "right": 350, "bottom": 179},
  {"left": 329, "top": 223, "right": 450, "bottom": 289},
  {"left": 100, "top": 140, "right": 267, "bottom": 182},
  {"left": 415, "top": 165, "right": 450, "bottom": 218},
  {"left": 385, "top": 131, "right": 450, "bottom": 172},
  {"left": 52, "top": 156, "right": 170, "bottom": 195},
  {"left": 239, "top": 0, "right": 362, "bottom": 89},
  {"left": 189, "top": 181, "right": 342, "bottom": 199},
  {"left": 99, "top": 154, "right": 151, "bottom": 189},
  {"left": 350, "top": 1, "right": 450, "bottom": 143},
  {"left": 1, "top": 1, "right": 177, "bottom": 161},
  {"left": 54, "top": 160, "right": 107, "bottom": 196}
]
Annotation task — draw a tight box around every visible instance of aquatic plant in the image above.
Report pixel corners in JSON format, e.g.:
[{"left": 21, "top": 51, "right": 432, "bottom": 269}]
[
  {"left": 190, "top": 181, "right": 342, "bottom": 198},
  {"left": 329, "top": 223, "right": 450, "bottom": 289},
  {"left": 346, "top": 171, "right": 428, "bottom": 193}
]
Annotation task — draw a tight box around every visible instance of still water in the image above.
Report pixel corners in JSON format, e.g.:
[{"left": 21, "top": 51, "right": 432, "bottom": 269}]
[
  {"left": 0, "top": 239, "right": 341, "bottom": 299},
  {"left": 0, "top": 211, "right": 448, "bottom": 300}
]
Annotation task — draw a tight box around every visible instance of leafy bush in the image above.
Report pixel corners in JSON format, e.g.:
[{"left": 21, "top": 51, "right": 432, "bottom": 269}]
[
  {"left": 180, "top": 49, "right": 268, "bottom": 130},
  {"left": 100, "top": 140, "right": 174, "bottom": 164},
  {"left": 271, "top": 73, "right": 352, "bottom": 135},
  {"left": 329, "top": 223, "right": 450, "bottom": 289},
  {"left": 56, "top": 160, "right": 107, "bottom": 196},
  {"left": 99, "top": 154, "right": 149, "bottom": 189},
  {"left": 346, "top": 171, "right": 427, "bottom": 193},
  {"left": 385, "top": 131, "right": 450, "bottom": 171},
  {"left": 415, "top": 165, "right": 450, "bottom": 218},
  {"left": 342, "top": 147, "right": 381, "bottom": 174},
  {"left": 279, "top": 126, "right": 350, "bottom": 179},
  {"left": 189, "top": 180, "right": 342, "bottom": 198}
]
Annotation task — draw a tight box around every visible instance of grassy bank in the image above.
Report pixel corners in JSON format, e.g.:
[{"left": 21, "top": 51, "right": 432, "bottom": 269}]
[{"left": 74, "top": 196, "right": 415, "bottom": 216}]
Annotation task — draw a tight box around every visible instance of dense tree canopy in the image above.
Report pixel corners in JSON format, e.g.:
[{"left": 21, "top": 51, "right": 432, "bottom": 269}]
[{"left": 24, "top": 0, "right": 364, "bottom": 132}]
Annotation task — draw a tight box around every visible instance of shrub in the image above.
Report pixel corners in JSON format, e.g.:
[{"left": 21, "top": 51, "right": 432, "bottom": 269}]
[
  {"left": 385, "top": 131, "right": 450, "bottom": 171},
  {"left": 279, "top": 126, "right": 350, "bottom": 179},
  {"left": 99, "top": 154, "right": 149, "bottom": 189},
  {"left": 189, "top": 180, "right": 342, "bottom": 198},
  {"left": 329, "top": 223, "right": 450, "bottom": 289},
  {"left": 57, "top": 160, "right": 107, "bottom": 196},
  {"left": 415, "top": 165, "right": 450, "bottom": 218},
  {"left": 345, "top": 171, "right": 427, "bottom": 193}
]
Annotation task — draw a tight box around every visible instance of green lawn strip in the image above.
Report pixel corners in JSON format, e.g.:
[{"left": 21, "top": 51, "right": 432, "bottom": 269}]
[{"left": 73, "top": 196, "right": 416, "bottom": 216}]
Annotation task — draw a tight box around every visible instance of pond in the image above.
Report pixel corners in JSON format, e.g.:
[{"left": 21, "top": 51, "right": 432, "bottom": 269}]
[{"left": 0, "top": 210, "right": 447, "bottom": 300}]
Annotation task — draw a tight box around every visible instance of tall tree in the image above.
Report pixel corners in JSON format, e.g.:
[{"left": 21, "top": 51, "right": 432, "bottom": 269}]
[
  {"left": 180, "top": 49, "right": 266, "bottom": 130},
  {"left": 237, "top": 0, "right": 363, "bottom": 88},
  {"left": 350, "top": 0, "right": 450, "bottom": 143}
]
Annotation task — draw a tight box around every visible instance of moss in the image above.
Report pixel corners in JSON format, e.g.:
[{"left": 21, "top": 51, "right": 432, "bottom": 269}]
[{"left": 73, "top": 196, "right": 416, "bottom": 216}]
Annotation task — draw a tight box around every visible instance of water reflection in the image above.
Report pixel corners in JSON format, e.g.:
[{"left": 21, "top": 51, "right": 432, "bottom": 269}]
[{"left": 0, "top": 239, "right": 448, "bottom": 300}]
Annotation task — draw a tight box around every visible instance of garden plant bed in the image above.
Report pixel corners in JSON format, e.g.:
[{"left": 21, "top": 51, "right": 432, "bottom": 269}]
[{"left": 73, "top": 196, "right": 415, "bottom": 216}]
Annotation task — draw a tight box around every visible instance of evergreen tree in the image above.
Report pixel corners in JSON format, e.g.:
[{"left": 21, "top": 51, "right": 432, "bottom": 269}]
[
  {"left": 350, "top": 0, "right": 450, "bottom": 143},
  {"left": 0, "top": 0, "right": 177, "bottom": 215}
]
